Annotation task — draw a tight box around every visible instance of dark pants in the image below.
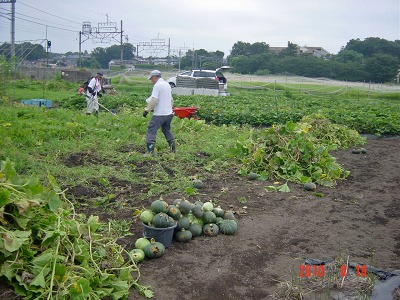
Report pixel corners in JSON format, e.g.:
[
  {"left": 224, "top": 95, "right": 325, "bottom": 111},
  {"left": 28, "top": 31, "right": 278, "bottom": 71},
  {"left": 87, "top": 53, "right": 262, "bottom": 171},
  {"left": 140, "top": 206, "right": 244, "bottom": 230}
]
[{"left": 146, "top": 114, "right": 174, "bottom": 144}]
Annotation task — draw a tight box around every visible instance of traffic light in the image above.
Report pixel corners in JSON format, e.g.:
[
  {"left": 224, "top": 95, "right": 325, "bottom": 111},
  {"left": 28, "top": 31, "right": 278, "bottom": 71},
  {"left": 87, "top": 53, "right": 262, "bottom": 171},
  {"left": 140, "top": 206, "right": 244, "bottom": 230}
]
[{"left": 47, "top": 40, "right": 51, "bottom": 48}]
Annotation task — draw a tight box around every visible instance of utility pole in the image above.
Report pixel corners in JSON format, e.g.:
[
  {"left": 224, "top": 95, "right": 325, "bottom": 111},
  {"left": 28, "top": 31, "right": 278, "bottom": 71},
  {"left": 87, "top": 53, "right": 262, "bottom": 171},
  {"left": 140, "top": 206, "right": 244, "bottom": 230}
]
[
  {"left": 0, "top": 0, "right": 16, "bottom": 57},
  {"left": 78, "top": 31, "right": 82, "bottom": 67},
  {"left": 120, "top": 20, "right": 123, "bottom": 68},
  {"left": 46, "top": 26, "right": 48, "bottom": 67}
]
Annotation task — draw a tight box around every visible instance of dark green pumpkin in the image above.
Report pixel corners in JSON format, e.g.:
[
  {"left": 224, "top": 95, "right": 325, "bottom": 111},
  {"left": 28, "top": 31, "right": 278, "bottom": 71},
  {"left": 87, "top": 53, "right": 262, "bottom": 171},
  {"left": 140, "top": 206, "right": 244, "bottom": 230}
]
[
  {"left": 247, "top": 172, "right": 259, "bottom": 180},
  {"left": 172, "top": 199, "right": 181, "bottom": 206},
  {"left": 203, "top": 211, "right": 217, "bottom": 224},
  {"left": 178, "top": 200, "right": 192, "bottom": 215},
  {"left": 192, "top": 179, "right": 204, "bottom": 189},
  {"left": 219, "top": 219, "right": 237, "bottom": 235},
  {"left": 152, "top": 213, "right": 170, "bottom": 228},
  {"left": 177, "top": 216, "right": 191, "bottom": 230},
  {"left": 304, "top": 182, "right": 317, "bottom": 191},
  {"left": 203, "top": 223, "right": 219, "bottom": 237},
  {"left": 223, "top": 210, "right": 235, "bottom": 220},
  {"left": 143, "top": 239, "right": 165, "bottom": 258},
  {"left": 188, "top": 223, "right": 203, "bottom": 237},
  {"left": 175, "top": 229, "right": 192, "bottom": 242},
  {"left": 193, "top": 200, "right": 204, "bottom": 207},
  {"left": 168, "top": 216, "right": 176, "bottom": 227},
  {"left": 167, "top": 205, "right": 181, "bottom": 220},
  {"left": 192, "top": 205, "right": 204, "bottom": 218},
  {"left": 150, "top": 199, "right": 168, "bottom": 214},
  {"left": 215, "top": 217, "right": 223, "bottom": 225},
  {"left": 212, "top": 206, "right": 224, "bottom": 218}
]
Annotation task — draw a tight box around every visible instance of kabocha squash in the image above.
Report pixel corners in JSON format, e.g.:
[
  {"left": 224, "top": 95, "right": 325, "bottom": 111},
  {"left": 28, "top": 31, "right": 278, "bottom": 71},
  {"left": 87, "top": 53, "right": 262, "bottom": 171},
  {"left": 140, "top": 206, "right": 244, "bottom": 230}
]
[
  {"left": 191, "top": 217, "right": 204, "bottom": 227},
  {"left": 175, "top": 228, "right": 192, "bottom": 242},
  {"left": 143, "top": 239, "right": 165, "bottom": 259},
  {"left": 202, "top": 201, "right": 214, "bottom": 211},
  {"left": 213, "top": 206, "right": 224, "bottom": 218},
  {"left": 188, "top": 223, "right": 203, "bottom": 237},
  {"left": 168, "top": 216, "right": 176, "bottom": 227},
  {"left": 219, "top": 219, "right": 237, "bottom": 235},
  {"left": 247, "top": 172, "right": 259, "bottom": 180},
  {"left": 177, "top": 216, "right": 191, "bottom": 230},
  {"left": 192, "top": 179, "right": 205, "bottom": 189},
  {"left": 167, "top": 205, "right": 181, "bottom": 220},
  {"left": 134, "top": 238, "right": 150, "bottom": 250},
  {"left": 223, "top": 210, "right": 235, "bottom": 220},
  {"left": 203, "top": 223, "right": 219, "bottom": 237},
  {"left": 203, "top": 211, "right": 217, "bottom": 224},
  {"left": 304, "top": 182, "right": 317, "bottom": 191},
  {"left": 152, "top": 213, "right": 170, "bottom": 228},
  {"left": 129, "top": 249, "right": 145, "bottom": 263},
  {"left": 172, "top": 199, "right": 182, "bottom": 206},
  {"left": 193, "top": 200, "right": 204, "bottom": 207},
  {"left": 192, "top": 205, "right": 204, "bottom": 218},
  {"left": 140, "top": 210, "right": 154, "bottom": 224},
  {"left": 215, "top": 217, "right": 223, "bottom": 225},
  {"left": 178, "top": 200, "right": 192, "bottom": 214},
  {"left": 150, "top": 199, "right": 168, "bottom": 214}
]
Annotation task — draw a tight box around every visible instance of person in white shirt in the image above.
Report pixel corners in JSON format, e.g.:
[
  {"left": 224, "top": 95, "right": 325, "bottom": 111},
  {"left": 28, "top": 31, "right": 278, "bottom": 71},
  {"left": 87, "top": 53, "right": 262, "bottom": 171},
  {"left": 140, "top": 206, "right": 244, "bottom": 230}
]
[
  {"left": 86, "top": 72, "right": 103, "bottom": 117},
  {"left": 143, "top": 70, "right": 175, "bottom": 154}
]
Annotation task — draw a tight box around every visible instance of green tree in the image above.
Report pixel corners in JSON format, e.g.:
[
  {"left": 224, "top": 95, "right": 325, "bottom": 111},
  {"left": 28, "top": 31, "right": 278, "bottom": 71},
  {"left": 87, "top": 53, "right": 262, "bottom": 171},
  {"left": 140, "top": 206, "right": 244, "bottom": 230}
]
[
  {"left": 335, "top": 50, "right": 364, "bottom": 63},
  {"left": 365, "top": 53, "right": 399, "bottom": 82}
]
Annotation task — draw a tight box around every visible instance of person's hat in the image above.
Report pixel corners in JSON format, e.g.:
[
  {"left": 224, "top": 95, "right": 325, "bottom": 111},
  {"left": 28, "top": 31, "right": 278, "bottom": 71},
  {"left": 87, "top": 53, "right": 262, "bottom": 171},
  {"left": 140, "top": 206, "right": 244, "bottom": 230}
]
[
  {"left": 96, "top": 72, "right": 104, "bottom": 77},
  {"left": 148, "top": 70, "right": 161, "bottom": 80}
]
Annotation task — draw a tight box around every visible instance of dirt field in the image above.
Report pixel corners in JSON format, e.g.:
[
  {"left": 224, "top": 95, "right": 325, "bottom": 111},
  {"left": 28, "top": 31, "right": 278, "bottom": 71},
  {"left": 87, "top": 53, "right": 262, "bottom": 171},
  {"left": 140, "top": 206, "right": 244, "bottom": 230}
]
[
  {"left": 1, "top": 139, "right": 398, "bottom": 300},
  {"left": 127, "top": 138, "right": 400, "bottom": 299}
]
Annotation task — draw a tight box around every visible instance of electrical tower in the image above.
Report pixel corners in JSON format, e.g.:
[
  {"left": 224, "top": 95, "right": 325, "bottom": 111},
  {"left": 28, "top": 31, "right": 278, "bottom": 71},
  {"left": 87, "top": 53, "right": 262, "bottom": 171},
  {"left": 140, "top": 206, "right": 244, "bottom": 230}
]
[
  {"left": 136, "top": 34, "right": 171, "bottom": 63},
  {"left": 79, "top": 15, "right": 127, "bottom": 67},
  {"left": 0, "top": 0, "right": 16, "bottom": 57}
]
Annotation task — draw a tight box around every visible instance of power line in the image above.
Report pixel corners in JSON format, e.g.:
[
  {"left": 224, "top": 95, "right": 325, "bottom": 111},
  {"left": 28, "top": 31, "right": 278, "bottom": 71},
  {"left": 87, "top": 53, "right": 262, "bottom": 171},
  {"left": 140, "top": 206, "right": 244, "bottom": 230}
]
[
  {"left": 14, "top": 15, "right": 78, "bottom": 33},
  {"left": 18, "top": 1, "right": 81, "bottom": 25}
]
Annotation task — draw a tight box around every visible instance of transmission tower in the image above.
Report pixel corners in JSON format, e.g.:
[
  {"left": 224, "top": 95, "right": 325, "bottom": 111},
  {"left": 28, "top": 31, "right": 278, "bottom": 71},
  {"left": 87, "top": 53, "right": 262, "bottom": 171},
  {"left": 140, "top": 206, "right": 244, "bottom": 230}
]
[
  {"left": 136, "top": 34, "right": 171, "bottom": 63},
  {"left": 79, "top": 15, "right": 127, "bottom": 67}
]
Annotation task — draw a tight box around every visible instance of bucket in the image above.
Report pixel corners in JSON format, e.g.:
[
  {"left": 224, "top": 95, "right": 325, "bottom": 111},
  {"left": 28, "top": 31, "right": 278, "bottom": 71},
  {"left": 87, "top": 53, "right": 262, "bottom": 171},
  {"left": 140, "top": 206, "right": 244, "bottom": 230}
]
[{"left": 142, "top": 223, "right": 177, "bottom": 248}]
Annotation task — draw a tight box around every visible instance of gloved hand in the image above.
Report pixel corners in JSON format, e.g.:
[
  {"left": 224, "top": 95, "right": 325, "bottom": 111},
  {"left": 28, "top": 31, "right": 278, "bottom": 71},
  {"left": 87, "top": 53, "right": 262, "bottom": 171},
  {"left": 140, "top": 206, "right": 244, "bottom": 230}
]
[
  {"left": 98, "top": 93, "right": 102, "bottom": 98},
  {"left": 91, "top": 91, "right": 96, "bottom": 97},
  {"left": 143, "top": 110, "right": 149, "bottom": 117}
]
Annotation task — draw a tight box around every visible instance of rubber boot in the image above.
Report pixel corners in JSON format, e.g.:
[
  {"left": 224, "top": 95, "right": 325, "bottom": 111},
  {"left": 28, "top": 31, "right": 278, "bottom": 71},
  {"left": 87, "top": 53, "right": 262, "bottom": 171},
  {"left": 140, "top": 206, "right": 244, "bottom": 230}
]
[
  {"left": 94, "top": 110, "right": 99, "bottom": 118},
  {"left": 168, "top": 140, "right": 176, "bottom": 153},
  {"left": 86, "top": 112, "right": 91, "bottom": 116},
  {"left": 145, "top": 143, "right": 155, "bottom": 156}
]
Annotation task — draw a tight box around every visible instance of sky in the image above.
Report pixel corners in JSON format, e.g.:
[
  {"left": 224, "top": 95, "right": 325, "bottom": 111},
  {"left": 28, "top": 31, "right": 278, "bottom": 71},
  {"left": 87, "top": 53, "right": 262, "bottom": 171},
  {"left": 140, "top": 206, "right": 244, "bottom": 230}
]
[{"left": 0, "top": 0, "right": 399, "bottom": 58}]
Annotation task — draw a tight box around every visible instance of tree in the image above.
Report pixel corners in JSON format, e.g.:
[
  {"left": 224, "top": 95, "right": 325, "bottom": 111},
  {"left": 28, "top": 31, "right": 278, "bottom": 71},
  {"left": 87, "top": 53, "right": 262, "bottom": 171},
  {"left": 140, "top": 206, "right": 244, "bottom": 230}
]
[
  {"left": 279, "top": 41, "right": 299, "bottom": 57},
  {"left": 230, "top": 41, "right": 251, "bottom": 57},
  {"left": 335, "top": 50, "right": 364, "bottom": 63},
  {"left": 249, "top": 42, "right": 269, "bottom": 55},
  {"left": 365, "top": 53, "right": 399, "bottom": 82}
]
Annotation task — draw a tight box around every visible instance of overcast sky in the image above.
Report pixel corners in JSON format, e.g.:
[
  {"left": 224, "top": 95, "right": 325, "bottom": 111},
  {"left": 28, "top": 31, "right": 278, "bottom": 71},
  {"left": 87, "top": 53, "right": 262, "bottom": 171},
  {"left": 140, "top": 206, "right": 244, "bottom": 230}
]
[{"left": 0, "top": 0, "right": 399, "bottom": 57}]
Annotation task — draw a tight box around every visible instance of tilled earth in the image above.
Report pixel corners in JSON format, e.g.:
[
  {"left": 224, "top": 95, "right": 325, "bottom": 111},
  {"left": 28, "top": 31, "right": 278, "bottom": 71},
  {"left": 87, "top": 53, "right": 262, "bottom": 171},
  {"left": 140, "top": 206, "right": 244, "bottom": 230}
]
[
  {"left": 128, "top": 138, "right": 399, "bottom": 299},
  {"left": 1, "top": 139, "right": 399, "bottom": 300}
]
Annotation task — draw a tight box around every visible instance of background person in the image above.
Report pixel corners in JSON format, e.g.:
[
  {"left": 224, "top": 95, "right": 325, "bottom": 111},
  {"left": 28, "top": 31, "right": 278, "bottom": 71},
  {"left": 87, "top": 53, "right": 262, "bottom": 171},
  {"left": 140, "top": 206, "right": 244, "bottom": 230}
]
[
  {"left": 143, "top": 70, "right": 176, "bottom": 154},
  {"left": 86, "top": 72, "right": 103, "bottom": 116}
]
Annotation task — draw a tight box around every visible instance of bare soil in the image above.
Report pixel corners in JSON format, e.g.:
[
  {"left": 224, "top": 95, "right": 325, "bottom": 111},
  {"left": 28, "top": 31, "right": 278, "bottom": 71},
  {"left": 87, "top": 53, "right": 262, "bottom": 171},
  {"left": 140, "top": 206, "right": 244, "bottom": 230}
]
[
  {"left": 1, "top": 139, "right": 399, "bottom": 299},
  {"left": 127, "top": 138, "right": 400, "bottom": 299}
]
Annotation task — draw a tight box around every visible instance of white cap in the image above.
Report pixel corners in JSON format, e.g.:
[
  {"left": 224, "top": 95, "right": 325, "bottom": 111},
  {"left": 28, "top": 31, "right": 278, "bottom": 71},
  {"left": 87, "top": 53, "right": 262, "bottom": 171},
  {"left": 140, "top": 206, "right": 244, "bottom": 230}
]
[{"left": 148, "top": 70, "right": 161, "bottom": 79}]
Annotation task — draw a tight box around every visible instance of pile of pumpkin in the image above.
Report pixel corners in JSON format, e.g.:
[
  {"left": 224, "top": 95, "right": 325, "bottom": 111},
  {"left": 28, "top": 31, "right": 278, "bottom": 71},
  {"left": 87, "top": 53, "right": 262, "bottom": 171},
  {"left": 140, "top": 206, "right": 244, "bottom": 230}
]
[{"left": 129, "top": 199, "right": 237, "bottom": 261}]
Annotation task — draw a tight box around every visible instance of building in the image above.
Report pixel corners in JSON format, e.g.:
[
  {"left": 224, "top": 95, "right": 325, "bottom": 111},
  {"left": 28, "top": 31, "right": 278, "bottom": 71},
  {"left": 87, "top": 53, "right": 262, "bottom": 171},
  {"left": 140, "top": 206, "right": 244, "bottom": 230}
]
[{"left": 269, "top": 45, "right": 330, "bottom": 58}]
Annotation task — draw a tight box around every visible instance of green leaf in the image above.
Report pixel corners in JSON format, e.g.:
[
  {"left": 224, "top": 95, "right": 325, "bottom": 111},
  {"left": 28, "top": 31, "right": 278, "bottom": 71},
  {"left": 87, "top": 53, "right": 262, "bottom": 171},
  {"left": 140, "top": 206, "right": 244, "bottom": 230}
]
[
  {"left": 47, "top": 174, "right": 62, "bottom": 193},
  {"left": 265, "top": 186, "right": 277, "bottom": 192},
  {"left": 88, "top": 215, "right": 100, "bottom": 233},
  {"left": 30, "top": 268, "right": 46, "bottom": 288},
  {"left": 0, "top": 189, "right": 11, "bottom": 207},
  {"left": 69, "top": 278, "right": 92, "bottom": 300},
  {"left": 277, "top": 183, "right": 290, "bottom": 193},
  {"left": 47, "top": 191, "right": 62, "bottom": 212},
  {"left": 31, "top": 251, "right": 53, "bottom": 268},
  {"left": 2, "top": 230, "right": 31, "bottom": 252}
]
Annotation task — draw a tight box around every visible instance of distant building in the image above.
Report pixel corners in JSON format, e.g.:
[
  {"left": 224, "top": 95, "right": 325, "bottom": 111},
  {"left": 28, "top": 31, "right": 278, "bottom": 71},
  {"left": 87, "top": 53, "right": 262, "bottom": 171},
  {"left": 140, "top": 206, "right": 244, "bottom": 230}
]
[
  {"left": 299, "top": 47, "right": 330, "bottom": 58},
  {"left": 269, "top": 45, "right": 330, "bottom": 58}
]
